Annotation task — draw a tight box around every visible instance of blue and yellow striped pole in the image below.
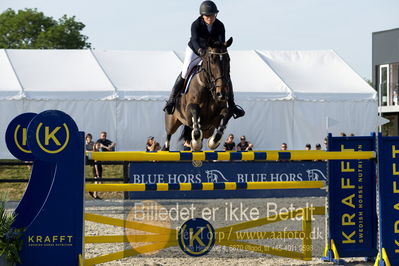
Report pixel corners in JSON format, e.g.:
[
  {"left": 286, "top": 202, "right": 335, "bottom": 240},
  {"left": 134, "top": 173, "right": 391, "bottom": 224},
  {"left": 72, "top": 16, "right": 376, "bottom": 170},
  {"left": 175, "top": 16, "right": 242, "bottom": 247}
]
[
  {"left": 85, "top": 180, "right": 326, "bottom": 192},
  {"left": 87, "top": 150, "right": 376, "bottom": 162}
]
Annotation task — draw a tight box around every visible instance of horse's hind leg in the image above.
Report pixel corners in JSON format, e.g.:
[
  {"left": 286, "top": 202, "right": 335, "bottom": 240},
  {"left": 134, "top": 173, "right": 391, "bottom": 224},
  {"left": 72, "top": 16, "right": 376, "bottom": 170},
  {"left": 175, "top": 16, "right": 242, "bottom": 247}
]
[
  {"left": 188, "top": 104, "right": 203, "bottom": 151},
  {"left": 208, "top": 108, "right": 232, "bottom": 149},
  {"left": 163, "top": 134, "right": 172, "bottom": 151},
  {"left": 163, "top": 114, "right": 182, "bottom": 151}
]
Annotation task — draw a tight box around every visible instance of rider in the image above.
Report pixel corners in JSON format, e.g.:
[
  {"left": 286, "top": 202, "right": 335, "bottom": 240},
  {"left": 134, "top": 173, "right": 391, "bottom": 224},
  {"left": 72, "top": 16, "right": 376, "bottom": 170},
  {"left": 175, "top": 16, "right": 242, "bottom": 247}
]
[{"left": 163, "top": 0, "right": 245, "bottom": 119}]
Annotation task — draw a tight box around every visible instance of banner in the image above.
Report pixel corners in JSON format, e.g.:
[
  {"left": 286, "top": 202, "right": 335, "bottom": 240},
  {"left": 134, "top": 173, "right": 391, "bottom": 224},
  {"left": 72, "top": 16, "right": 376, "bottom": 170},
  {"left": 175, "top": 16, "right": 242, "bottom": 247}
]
[
  {"left": 327, "top": 134, "right": 377, "bottom": 258},
  {"left": 129, "top": 161, "right": 326, "bottom": 199},
  {"left": 377, "top": 134, "right": 399, "bottom": 265}
]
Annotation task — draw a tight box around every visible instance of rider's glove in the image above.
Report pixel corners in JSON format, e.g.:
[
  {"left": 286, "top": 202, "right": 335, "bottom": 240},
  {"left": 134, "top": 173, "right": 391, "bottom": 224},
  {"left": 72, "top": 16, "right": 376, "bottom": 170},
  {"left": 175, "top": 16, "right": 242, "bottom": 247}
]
[{"left": 197, "top": 48, "right": 205, "bottom": 56}]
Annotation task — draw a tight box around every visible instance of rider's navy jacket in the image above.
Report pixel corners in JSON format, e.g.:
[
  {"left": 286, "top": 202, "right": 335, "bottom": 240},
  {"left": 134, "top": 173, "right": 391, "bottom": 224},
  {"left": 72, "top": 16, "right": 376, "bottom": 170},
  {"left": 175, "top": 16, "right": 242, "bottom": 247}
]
[{"left": 188, "top": 16, "right": 225, "bottom": 55}]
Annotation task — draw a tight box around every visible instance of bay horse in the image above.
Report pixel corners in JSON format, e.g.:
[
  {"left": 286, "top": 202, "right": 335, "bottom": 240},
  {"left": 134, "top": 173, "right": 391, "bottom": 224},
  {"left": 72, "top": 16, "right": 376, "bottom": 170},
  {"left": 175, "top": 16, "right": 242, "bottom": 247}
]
[{"left": 164, "top": 37, "right": 234, "bottom": 151}]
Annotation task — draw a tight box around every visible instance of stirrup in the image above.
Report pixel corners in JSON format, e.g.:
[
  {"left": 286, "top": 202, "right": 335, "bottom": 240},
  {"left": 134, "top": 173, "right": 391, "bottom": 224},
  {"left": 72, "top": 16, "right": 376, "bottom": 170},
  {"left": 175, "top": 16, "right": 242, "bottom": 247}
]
[{"left": 232, "top": 105, "right": 245, "bottom": 119}]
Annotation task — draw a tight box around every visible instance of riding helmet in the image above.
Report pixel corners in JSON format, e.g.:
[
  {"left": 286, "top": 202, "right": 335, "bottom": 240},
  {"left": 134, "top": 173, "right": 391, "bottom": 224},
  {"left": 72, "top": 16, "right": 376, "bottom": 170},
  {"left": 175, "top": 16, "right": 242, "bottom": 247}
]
[{"left": 200, "top": 1, "right": 219, "bottom": 16}]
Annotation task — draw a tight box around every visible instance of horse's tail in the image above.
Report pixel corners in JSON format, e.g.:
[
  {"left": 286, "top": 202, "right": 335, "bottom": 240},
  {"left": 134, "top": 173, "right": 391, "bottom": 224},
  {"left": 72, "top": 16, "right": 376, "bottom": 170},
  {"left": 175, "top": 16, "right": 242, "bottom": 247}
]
[{"left": 179, "top": 125, "right": 192, "bottom": 141}]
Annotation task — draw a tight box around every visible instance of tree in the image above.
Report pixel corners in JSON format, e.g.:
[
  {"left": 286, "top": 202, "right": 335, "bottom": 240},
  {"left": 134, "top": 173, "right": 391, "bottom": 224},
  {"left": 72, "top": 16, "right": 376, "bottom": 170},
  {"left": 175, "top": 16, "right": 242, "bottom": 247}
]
[{"left": 0, "top": 8, "right": 91, "bottom": 49}]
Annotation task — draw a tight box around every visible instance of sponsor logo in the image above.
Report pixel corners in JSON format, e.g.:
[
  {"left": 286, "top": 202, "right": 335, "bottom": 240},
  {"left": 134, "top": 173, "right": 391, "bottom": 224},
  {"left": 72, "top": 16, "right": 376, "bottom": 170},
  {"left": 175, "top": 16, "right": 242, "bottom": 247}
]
[
  {"left": 35, "top": 122, "right": 70, "bottom": 154},
  {"left": 178, "top": 218, "right": 215, "bottom": 256},
  {"left": 27, "top": 235, "right": 73, "bottom": 247},
  {"left": 205, "top": 170, "right": 229, "bottom": 183},
  {"left": 306, "top": 169, "right": 327, "bottom": 181}
]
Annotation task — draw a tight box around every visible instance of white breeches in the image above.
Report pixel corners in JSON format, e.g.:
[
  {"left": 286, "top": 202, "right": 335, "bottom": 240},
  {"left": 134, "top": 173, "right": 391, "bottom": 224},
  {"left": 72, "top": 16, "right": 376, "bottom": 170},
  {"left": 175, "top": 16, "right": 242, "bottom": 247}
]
[{"left": 181, "top": 46, "right": 202, "bottom": 79}]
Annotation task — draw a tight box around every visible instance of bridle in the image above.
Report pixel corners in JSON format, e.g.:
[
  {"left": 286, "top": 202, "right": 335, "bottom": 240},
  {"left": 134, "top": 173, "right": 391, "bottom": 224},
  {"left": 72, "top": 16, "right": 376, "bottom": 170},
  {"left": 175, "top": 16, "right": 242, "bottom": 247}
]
[{"left": 199, "top": 50, "right": 230, "bottom": 99}]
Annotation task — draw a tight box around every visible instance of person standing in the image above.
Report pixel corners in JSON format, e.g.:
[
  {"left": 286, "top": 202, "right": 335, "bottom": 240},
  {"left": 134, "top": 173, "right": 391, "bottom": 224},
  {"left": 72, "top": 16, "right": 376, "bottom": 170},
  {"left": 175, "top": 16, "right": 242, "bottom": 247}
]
[
  {"left": 85, "top": 133, "right": 94, "bottom": 151},
  {"left": 89, "top": 142, "right": 103, "bottom": 200}
]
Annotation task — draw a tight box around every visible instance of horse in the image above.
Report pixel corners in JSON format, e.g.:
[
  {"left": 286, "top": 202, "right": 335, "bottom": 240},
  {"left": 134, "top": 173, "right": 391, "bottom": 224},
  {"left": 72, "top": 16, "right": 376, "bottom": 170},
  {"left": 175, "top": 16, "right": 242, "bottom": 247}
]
[{"left": 164, "top": 37, "right": 234, "bottom": 151}]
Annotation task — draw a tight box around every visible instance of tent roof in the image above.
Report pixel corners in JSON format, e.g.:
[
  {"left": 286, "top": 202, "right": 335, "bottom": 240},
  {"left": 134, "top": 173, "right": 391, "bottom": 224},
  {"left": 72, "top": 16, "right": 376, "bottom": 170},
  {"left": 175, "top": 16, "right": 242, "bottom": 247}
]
[
  {"left": 0, "top": 49, "right": 376, "bottom": 101},
  {"left": 0, "top": 50, "right": 22, "bottom": 99}
]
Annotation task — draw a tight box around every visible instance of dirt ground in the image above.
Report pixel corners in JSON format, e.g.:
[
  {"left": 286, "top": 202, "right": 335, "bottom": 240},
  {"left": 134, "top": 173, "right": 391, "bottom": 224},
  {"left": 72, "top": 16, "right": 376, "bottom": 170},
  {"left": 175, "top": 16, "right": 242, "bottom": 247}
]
[
  {"left": 6, "top": 197, "right": 374, "bottom": 265},
  {"left": 80, "top": 197, "right": 374, "bottom": 266}
]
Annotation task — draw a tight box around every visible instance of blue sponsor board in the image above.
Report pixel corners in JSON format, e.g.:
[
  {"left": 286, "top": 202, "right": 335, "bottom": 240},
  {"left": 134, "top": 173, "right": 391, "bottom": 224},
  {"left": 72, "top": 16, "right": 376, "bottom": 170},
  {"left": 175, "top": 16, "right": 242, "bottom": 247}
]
[
  {"left": 327, "top": 134, "right": 377, "bottom": 259},
  {"left": 377, "top": 134, "right": 399, "bottom": 266},
  {"left": 6, "top": 111, "right": 84, "bottom": 266},
  {"left": 129, "top": 161, "right": 327, "bottom": 199}
]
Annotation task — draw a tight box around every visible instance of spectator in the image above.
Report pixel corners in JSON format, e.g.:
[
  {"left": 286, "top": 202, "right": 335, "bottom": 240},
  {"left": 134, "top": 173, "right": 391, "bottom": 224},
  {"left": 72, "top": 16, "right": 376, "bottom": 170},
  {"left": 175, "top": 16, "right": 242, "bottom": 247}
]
[
  {"left": 349, "top": 133, "right": 355, "bottom": 137},
  {"left": 85, "top": 133, "right": 98, "bottom": 198},
  {"left": 96, "top": 131, "right": 116, "bottom": 151},
  {"left": 89, "top": 142, "right": 102, "bottom": 200},
  {"left": 85, "top": 133, "right": 94, "bottom": 151},
  {"left": 324, "top": 137, "right": 328, "bottom": 150},
  {"left": 281, "top": 143, "right": 288, "bottom": 151},
  {"left": 223, "top": 134, "right": 236, "bottom": 151},
  {"left": 183, "top": 140, "right": 191, "bottom": 151},
  {"left": 340, "top": 132, "right": 347, "bottom": 137},
  {"left": 237, "top": 135, "right": 253, "bottom": 151},
  {"left": 314, "top": 143, "right": 323, "bottom": 161},
  {"left": 154, "top": 142, "right": 161, "bottom": 151},
  {"left": 305, "top": 143, "right": 311, "bottom": 150},
  {"left": 146, "top": 136, "right": 161, "bottom": 151}
]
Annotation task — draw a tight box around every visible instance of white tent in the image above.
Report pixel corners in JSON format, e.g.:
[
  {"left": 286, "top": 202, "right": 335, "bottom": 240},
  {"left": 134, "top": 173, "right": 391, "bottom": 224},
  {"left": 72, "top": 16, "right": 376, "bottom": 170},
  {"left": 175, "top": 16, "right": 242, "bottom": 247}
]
[{"left": 0, "top": 49, "right": 377, "bottom": 158}]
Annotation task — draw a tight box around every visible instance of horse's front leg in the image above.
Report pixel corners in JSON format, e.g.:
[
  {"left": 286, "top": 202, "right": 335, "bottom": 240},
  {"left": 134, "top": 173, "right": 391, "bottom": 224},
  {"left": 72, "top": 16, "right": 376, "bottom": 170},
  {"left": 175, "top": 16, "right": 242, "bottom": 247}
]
[
  {"left": 208, "top": 108, "right": 232, "bottom": 150},
  {"left": 188, "top": 104, "right": 203, "bottom": 151}
]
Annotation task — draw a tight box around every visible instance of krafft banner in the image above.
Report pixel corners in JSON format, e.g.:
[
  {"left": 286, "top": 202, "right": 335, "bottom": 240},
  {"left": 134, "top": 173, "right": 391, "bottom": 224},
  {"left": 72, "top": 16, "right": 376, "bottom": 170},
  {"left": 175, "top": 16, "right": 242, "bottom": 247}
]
[
  {"left": 6, "top": 111, "right": 84, "bottom": 266},
  {"left": 327, "top": 135, "right": 377, "bottom": 259},
  {"left": 377, "top": 134, "right": 399, "bottom": 266},
  {"left": 129, "top": 161, "right": 327, "bottom": 199}
]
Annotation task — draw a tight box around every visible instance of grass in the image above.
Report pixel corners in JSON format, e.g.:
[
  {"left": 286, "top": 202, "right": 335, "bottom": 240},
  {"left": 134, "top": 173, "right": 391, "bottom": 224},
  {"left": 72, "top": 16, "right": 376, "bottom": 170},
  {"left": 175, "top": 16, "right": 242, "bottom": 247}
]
[{"left": 0, "top": 160, "right": 125, "bottom": 201}]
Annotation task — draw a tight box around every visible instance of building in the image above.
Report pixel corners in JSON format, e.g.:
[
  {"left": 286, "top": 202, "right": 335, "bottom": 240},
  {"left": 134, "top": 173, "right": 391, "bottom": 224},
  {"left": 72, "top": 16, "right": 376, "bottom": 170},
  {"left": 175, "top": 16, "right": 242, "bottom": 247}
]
[{"left": 372, "top": 28, "right": 399, "bottom": 135}]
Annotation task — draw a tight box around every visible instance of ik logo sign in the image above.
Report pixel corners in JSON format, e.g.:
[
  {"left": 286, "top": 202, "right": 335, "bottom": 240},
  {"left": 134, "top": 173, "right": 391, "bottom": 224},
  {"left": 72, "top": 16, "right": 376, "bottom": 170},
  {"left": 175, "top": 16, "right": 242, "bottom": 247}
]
[{"left": 178, "top": 218, "right": 215, "bottom": 256}]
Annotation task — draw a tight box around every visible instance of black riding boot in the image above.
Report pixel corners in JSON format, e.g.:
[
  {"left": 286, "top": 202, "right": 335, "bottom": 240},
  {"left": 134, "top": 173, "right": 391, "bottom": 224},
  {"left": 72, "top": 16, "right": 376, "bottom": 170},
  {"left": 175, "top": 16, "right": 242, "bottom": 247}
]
[
  {"left": 163, "top": 73, "right": 185, "bottom": 114},
  {"left": 228, "top": 80, "right": 245, "bottom": 119}
]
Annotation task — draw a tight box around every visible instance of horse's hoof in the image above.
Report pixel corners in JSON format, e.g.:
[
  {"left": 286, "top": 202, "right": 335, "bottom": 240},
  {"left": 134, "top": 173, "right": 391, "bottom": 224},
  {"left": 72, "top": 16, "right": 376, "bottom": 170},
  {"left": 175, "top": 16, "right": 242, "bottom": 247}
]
[
  {"left": 191, "top": 140, "right": 202, "bottom": 151},
  {"left": 161, "top": 145, "right": 169, "bottom": 151},
  {"left": 207, "top": 137, "right": 221, "bottom": 150}
]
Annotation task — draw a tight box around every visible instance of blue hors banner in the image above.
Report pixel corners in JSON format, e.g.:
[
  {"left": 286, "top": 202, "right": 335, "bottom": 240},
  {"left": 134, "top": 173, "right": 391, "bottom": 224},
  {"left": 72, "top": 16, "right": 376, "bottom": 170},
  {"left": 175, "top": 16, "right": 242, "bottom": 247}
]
[
  {"left": 129, "top": 161, "right": 327, "bottom": 199},
  {"left": 326, "top": 135, "right": 377, "bottom": 259},
  {"left": 377, "top": 134, "right": 399, "bottom": 266}
]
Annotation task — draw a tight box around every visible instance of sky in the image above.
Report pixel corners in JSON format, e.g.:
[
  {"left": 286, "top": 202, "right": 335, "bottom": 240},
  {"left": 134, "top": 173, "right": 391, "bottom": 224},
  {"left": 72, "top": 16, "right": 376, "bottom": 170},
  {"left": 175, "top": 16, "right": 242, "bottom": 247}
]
[{"left": 1, "top": 0, "right": 398, "bottom": 80}]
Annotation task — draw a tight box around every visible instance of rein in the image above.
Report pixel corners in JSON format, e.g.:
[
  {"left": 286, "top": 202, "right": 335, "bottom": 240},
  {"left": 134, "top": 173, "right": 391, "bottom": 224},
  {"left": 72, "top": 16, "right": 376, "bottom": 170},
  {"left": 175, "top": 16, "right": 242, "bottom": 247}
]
[{"left": 198, "top": 50, "right": 230, "bottom": 98}]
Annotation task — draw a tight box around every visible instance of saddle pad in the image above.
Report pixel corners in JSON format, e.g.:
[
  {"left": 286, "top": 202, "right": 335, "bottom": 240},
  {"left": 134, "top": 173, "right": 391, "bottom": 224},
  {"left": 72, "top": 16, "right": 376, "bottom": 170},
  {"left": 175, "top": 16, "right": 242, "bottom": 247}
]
[{"left": 183, "top": 66, "right": 200, "bottom": 94}]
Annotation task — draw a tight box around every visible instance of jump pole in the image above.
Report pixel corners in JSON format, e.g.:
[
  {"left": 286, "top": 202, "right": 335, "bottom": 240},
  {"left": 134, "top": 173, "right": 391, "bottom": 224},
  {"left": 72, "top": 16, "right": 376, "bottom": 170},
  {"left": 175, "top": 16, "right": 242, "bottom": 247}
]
[
  {"left": 87, "top": 150, "right": 376, "bottom": 161},
  {"left": 86, "top": 180, "right": 326, "bottom": 192}
]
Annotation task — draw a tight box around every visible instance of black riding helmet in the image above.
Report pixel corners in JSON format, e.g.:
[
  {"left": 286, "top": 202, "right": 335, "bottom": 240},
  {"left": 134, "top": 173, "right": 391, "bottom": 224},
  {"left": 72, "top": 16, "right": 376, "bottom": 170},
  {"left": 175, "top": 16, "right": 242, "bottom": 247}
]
[{"left": 200, "top": 1, "right": 219, "bottom": 16}]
